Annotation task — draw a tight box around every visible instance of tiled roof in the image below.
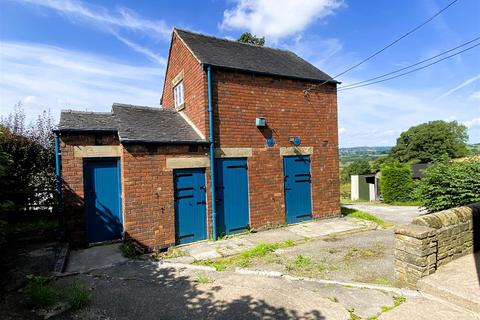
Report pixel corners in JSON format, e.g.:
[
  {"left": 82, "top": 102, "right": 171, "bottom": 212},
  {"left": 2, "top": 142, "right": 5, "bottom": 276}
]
[
  {"left": 58, "top": 103, "right": 206, "bottom": 144},
  {"left": 175, "top": 28, "right": 336, "bottom": 83}
]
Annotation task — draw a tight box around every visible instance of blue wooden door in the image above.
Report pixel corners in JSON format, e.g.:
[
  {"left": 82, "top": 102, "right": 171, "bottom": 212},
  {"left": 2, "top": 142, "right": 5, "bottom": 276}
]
[
  {"left": 84, "top": 159, "right": 122, "bottom": 243},
  {"left": 215, "top": 158, "right": 250, "bottom": 236},
  {"left": 283, "top": 155, "right": 312, "bottom": 224},
  {"left": 174, "top": 168, "right": 207, "bottom": 244}
]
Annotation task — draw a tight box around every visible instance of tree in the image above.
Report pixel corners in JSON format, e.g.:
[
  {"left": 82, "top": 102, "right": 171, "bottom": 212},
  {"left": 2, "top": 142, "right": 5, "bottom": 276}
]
[
  {"left": 237, "top": 32, "right": 265, "bottom": 46},
  {"left": 418, "top": 160, "right": 480, "bottom": 212},
  {"left": 370, "top": 156, "right": 390, "bottom": 172},
  {"left": 340, "top": 159, "right": 371, "bottom": 183},
  {"left": 0, "top": 104, "right": 55, "bottom": 209},
  {"left": 380, "top": 163, "right": 414, "bottom": 203},
  {"left": 389, "top": 120, "right": 468, "bottom": 163}
]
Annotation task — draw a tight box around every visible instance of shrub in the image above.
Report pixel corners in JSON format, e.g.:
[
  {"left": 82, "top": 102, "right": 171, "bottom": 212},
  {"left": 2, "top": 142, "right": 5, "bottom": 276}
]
[
  {"left": 380, "top": 163, "right": 414, "bottom": 203},
  {"left": 418, "top": 160, "right": 480, "bottom": 212},
  {"left": 120, "top": 241, "right": 137, "bottom": 258},
  {"left": 68, "top": 281, "right": 91, "bottom": 310},
  {"left": 25, "top": 275, "right": 57, "bottom": 308}
]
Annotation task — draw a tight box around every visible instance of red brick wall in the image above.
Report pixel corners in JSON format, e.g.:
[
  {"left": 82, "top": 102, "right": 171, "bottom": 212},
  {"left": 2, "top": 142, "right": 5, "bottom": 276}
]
[
  {"left": 59, "top": 133, "right": 119, "bottom": 246},
  {"left": 121, "top": 144, "right": 211, "bottom": 249},
  {"left": 61, "top": 47, "right": 340, "bottom": 249},
  {"left": 60, "top": 133, "right": 212, "bottom": 248},
  {"left": 161, "top": 32, "right": 208, "bottom": 137},
  {"left": 212, "top": 69, "right": 340, "bottom": 227}
]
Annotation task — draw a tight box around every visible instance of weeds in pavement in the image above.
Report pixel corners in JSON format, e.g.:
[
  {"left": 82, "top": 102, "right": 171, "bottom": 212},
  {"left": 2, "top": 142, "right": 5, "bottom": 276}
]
[
  {"left": 368, "top": 295, "right": 407, "bottom": 319},
  {"left": 285, "top": 254, "right": 331, "bottom": 277},
  {"left": 354, "top": 275, "right": 392, "bottom": 286},
  {"left": 155, "top": 247, "right": 186, "bottom": 260},
  {"left": 344, "top": 245, "right": 384, "bottom": 260},
  {"left": 68, "top": 281, "right": 90, "bottom": 310},
  {"left": 347, "top": 307, "right": 362, "bottom": 320},
  {"left": 341, "top": 207, "right": 393, "bottom": 228},
  {"left": 195, "top": 274, "right": 212, "bottom": 285},
  {"left": 193, "top": 241, "right": 297, "bottom": 271},
  {"left": 120, "top": 241, "right": 137, "bottom": 258},
  {"left": 282, "top": 239, "right": 296, "bottom": 247},
  {"left": 25, "top": 275, "right": 58, "bottom": 309}
]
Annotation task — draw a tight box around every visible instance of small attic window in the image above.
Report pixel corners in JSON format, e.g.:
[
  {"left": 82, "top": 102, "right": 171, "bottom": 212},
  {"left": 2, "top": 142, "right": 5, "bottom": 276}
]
[{"left": 173, "top": 81, "right": 184, "bottom": 110}]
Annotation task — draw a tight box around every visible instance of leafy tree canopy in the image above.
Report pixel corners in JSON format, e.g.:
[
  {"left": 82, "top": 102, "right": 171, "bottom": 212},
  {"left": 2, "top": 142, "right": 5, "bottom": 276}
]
[
  {"left": 389, "top": 120, "right": 468, "bottom": 163},
  {"left": 340, "top": 159, "right": 371, "bottom": 183},
  {"left": 0, "top": 103, "right": 55, "bottom": 209},
  {"left": 418, "top": 160, "right": 480, "bottom": 212},
  {"left": 237, "top": 32, "right": 265, "bottom": 46}
]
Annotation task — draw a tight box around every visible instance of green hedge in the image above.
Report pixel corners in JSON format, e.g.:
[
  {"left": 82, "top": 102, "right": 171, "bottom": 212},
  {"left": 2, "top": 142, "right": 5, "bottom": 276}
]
[
  {"left": 418, "top": 160, "right": 480, "bottom": 212},
  {"left": 380, "top": 163, "right": 414, "bottom": 203}
]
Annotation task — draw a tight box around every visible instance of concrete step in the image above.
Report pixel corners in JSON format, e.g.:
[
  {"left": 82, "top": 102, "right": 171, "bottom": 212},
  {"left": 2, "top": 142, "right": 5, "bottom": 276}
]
[{"left": 417, "top": 253, "right": 480, "bottom": 314}]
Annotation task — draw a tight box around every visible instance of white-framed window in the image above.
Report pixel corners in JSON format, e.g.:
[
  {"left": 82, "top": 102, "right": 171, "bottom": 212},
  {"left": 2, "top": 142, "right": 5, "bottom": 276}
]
[{"left": 173, "top": 81, "right": 184, "bottom": 109}]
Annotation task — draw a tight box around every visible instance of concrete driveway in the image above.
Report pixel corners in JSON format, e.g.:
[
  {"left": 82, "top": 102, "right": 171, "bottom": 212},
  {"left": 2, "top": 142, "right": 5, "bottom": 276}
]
[
  {"left": 52, "top": 259, "right": 479, "bottom": 320},
  {"left": 342, "top": 203, "right": 424, "bottom": 225}
]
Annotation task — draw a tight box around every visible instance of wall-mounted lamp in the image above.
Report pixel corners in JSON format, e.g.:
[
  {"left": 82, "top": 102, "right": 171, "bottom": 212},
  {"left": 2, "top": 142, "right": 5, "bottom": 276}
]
[
  {"left": 289, "top": 136, "right": 301, "bottom": 146},
  {"left": 256, "top": 117, "right": 266, "bottom": 127}
]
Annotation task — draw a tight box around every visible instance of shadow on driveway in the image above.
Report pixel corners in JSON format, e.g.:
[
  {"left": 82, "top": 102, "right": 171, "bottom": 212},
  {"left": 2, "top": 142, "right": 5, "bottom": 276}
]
[{"left": 54, "top": 259, "right": 345, "bottom": 320}]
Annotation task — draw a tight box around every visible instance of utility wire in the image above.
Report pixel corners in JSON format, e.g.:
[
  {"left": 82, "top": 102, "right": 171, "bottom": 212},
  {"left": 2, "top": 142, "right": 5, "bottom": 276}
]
[
  {"left": 338, "top": 41, "right": 480, "bottom": 91},
  {"left": 304, "top": 0, "right": 461, "bottom": 93},
  {"left": 340, "top": 36, "right": 480, "bottom": 89}
]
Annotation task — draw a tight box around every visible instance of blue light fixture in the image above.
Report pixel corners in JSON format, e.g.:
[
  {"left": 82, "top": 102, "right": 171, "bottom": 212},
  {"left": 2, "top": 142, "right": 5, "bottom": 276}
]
[
  {"left": 266, "top": 136, "right": 275, "bottom": 147},
  {"left": 289, "top": 136, "right": 301, "bottom": 146}
]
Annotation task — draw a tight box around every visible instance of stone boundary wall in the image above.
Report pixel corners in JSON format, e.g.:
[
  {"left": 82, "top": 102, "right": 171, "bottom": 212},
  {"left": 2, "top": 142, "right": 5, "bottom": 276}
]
[{"left": 394, "top": 203, "right": 479, "bottom": 288}]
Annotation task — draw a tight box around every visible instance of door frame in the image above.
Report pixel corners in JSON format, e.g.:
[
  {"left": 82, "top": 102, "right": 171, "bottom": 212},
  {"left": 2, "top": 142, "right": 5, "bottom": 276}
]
[
  {"left": 173, "top": 168, "right": 208, "bottom": 245},
  {"left": 214, "top": 157, "right": 251, "bottom": 236},
  {"left": 282, "top": 155, "right": 313, "bottom": 224},
  {"left": 83, "top": 157, "right": 123, "bottom": 244}
]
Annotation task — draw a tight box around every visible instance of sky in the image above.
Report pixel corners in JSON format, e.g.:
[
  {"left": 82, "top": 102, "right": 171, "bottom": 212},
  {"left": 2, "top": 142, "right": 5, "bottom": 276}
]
[{"left": 0, "top": 0, "right": 479, "bottom": 147}]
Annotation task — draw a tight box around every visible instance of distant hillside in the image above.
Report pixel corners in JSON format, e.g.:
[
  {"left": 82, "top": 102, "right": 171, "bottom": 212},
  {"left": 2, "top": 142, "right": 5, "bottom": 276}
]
[
  {"left": 339, "top": 146, "right": 391, "bottom": 164},
  {"left": 469, "top": 143, "right": 480, "bottom": 153},
  {"left": 340, "top": 144, "right": 480, "bottom": 164}
]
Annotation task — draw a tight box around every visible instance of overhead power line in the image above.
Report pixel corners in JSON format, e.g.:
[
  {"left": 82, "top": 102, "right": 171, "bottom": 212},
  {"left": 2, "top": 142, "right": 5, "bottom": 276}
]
[
  {"left": 304, "top": 0, "right": 461, "bottom": 93},
  {"left": 339, "top": 36, "right": 480, "bottom": 89},
  {"left": 338, "top": 41, "right": 480, "bottom": 91}
]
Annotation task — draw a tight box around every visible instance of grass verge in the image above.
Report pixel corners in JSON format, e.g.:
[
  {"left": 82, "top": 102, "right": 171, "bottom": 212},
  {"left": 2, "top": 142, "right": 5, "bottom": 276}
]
[
  {"left": 194, "top": 240, "right": 296, "bottom": 271},
  {"left": 341, "top": 207, "right": 393, "bottom": 228}
]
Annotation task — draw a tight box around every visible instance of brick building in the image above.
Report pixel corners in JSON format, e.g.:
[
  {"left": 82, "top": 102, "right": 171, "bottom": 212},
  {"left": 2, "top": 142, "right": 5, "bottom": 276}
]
[{"left": 56, "top": 28, "right": 340, "bottom": 249}]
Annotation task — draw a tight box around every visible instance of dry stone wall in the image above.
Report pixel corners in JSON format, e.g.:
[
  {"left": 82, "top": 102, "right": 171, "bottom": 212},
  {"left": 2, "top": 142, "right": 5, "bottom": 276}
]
[{"left": 394, "top": 203, "right": 479, "bottom": 288}]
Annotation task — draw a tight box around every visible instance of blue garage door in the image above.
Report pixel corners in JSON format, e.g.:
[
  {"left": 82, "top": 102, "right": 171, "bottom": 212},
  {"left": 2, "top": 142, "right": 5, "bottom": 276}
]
[
  {"left": 174, "top": 168, "right": 207, "bottom": 245},
  {"left": 215, "top": 158, "right": 250, "bottom": 236},
  {"left": 283, "top": 155, "right": 312, "bottom": 224},
  {"left": 84, "top": 159, "right": 123, "bottom": 243}
]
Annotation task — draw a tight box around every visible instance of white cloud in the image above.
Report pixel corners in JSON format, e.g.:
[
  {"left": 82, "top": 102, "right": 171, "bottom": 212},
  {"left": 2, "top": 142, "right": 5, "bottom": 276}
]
[
  {"left": 13, "top": 0, "right": 170, "bottom": 63},
  {"left": 469, "top": 91, "right": 480, "bottom": 100},
  {"left": 221, "top": 0, "right": 344, "bottom": 42},
  {"left": 0, "top": 41, "right": 164, "bottom": 124},
  {"left": 337, "top": 80, "right": 480, "bottom": 147},
  {"left": 464, "top": 117, "right": 480, "bottom": 129},
  {"left": 437, "top": 74, "right": 480, "bottom": 100},
  {"left": 112, "top": 32, "right": 166, "bottom": 65},
  {"left": 338, "top": 127, "right": 346, "bottom": 135}
]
